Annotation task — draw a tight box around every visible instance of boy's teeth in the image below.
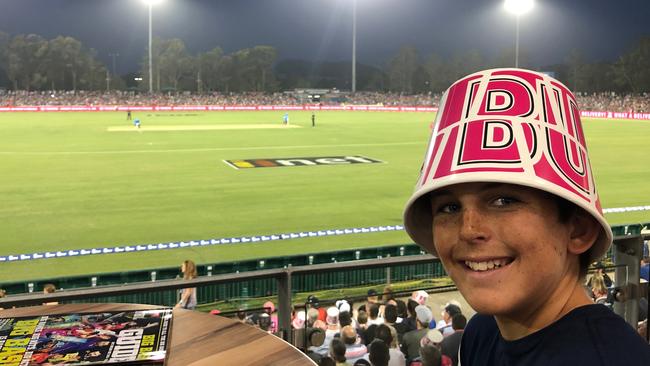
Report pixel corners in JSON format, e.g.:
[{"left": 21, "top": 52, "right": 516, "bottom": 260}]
[{"left": 465, "top": 259, "right": 507, "bottom": 272}]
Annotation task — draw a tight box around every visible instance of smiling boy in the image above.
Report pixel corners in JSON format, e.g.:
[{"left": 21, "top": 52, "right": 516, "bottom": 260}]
[{"left": 403, "top": 68, "right": 650, "bottom": 365}]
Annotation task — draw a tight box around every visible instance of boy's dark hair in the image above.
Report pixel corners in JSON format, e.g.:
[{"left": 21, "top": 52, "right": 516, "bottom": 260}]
[
  {"left": 329, "top": 338, "right": 347, "bottom": 363},
  {"left": 384, "top": 304, "right": 398, "bottom": 323},
  {"left": 374, "top": 324, "right": 393, "bottom": 346},
  {"left": 318, "top": 356, "right": 336, "bottom": 366},
  {"left": 368, "top": 339, "right": 390, "bottom": 366},
  {"left": 451, "top": 314, "right": 467, "bottom": 330}
]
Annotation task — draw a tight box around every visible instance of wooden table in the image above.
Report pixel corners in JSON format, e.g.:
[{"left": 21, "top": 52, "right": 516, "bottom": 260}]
[{"left": 0, "top": 303, "right": 316, "bottom": 366}]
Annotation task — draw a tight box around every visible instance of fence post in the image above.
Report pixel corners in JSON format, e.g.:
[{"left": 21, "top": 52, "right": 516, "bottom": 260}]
[
  {"left": 612, "top": 235, "right": 643, "bottom": 328},
  {"left": 277, "top": 269, "right": 292, "bottom": 341}
]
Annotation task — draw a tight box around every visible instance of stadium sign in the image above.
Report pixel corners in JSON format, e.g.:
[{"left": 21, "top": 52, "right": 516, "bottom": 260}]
[{"left": 224, "top": 155, "right": 383, "bottom": 169}]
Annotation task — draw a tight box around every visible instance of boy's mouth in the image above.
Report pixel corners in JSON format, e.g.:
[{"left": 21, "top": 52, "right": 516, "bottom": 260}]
[{"left": 464, "top": 258, "right": 513, "bottom": 272}]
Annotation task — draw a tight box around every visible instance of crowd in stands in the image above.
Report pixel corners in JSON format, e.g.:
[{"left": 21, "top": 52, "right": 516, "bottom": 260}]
[
  {"left": 2, "top": 90, "right": 649, "bottom": 112},
  {"left": 237, "top": 287, "right": 467, "bottom": 366}
]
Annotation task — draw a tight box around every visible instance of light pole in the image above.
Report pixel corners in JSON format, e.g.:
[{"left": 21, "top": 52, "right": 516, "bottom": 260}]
[
  {"left": 143, "top": 0, "right": 163, "bottom": 94},
  {"left": 504, "top": 0, "right": 533, "bottom": 68},
  {"left": 352, "top": 0, "right": 357, "bottom": 94}
]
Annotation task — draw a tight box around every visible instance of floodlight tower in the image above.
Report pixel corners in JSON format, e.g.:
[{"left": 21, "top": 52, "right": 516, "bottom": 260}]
[
  {"left": 352, "top": 0, "right": 357, "bottom": 94},
  {"left": 504, "top": 0, "right": 534, "bottom": 68},
  {"left": 143, "top": 0, "right": 163, "bottom": 94}
]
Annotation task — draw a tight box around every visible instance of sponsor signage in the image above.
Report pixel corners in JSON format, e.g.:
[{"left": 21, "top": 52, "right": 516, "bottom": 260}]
[{"left": 224, "top": 155, "right": 383, "bottom": 169}]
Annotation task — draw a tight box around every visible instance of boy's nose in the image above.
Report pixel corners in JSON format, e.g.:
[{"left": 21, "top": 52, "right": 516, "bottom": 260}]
[{"left": 459, "top": 208, "right": 489, "bottom": 243}]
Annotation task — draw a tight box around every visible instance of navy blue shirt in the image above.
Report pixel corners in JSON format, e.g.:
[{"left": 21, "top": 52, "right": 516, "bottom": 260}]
[{"left": 460, "top": 304, "right": 650, "bottom": 365}]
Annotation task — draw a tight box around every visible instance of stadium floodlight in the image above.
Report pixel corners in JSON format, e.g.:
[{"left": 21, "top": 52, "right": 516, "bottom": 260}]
[
  {"left": 504, "top": 0, "right": 534, "bottom": 68},
  {"left": 352, "top": 0, "right": 357, "bottom": 94},
  {"left": 142, "top": 0, "right": 164, "bottom": 93}
]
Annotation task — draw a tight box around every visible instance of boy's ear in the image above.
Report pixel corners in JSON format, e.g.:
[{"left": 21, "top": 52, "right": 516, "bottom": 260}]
[{"left": 567, "top": 209, "right": 600, "bottom": 255}]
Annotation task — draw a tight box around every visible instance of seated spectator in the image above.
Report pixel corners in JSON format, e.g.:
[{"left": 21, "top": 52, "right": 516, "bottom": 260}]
[
  {"left": 318, "top": 356, "right": 336, "bottom": 366},
  {"left": 306, "top": 328, "right": 327, "bottom": 363},
  {"left": 329, "top": 338, "right": 348, "bottom": 366},
  {"left": 419, "top": 329, "right": 451, "bottom": 366},
  {"left": 368, "top": 339, "right": 390, "bottom": 366},
  {"left": 402, "top": 299, "right": 419, "bottom": 334},
  {"left": 0, "top": 288, "right": 5, "bottom": 310},
  {"left": 589, "top": 273, "right": 609, "bottom": 302},
  {"left": 293, "top": 310, "right": 306, "bottom": 329},
  {"left": 368, "top": 303, "right": 384, "bottom": 326},
  {"left": 383, "top": 285, "right": 395, "bottom": 304},
  {"left": 359, "top": 289, "right": 380, "bottom": 314},
  {"left": 395, "top": 299, "right": 408, "bottom": 323},
  {"left": 641, "top": 256, "right": 650, "bottom": 281},
  {"left": 308, "top": 295, "right": 327, "bottom": 322},
  {"left": 357, "top": 310, "right": 369, "bottom": 343},
  {"left": 440, "top": 314, "right": 466, "bottom": 366},
  {"left": 436, "top": 303, "right": 461, "bottom": 336},
  {"left": 371, "top": 324, "right": 405, "bottom": 366},
  {"left": 263, "top": 300, "right": 278, "bottom": 333},
  {"left": 354, "top": 359, "right": 372, "bottom": 366},
  {"left": 417, "top": 344, "right": 442, "bottom": 366},
  {"left": 339, "top": 311, "right": 353, "bottom": 328},
  {"left": 314, "top": 307, "right": 341, "bottom": 356},
  {"left": 401, "top": 305, "right": 433, "bottom": 362},
  {"left": 341, "top": 325, "right": 367, "bottom": 363},
  {"left": 586, "top": 262, "right": 613, "bottom": 288},
  {"left": 43, "top": 283, "right": 58, "bottom": 306},
  {"left": 258, "top": 313, "right": 273, "bottom": 334}
]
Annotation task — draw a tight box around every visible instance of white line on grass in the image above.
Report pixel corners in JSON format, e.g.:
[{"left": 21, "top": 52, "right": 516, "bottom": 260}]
[{"left": 0, "top": 141, "right": 421, "bottom": 155}]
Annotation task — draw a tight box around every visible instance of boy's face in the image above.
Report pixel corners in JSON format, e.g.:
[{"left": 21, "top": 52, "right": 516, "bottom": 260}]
[{"left": 428, "top": 182, "right": 584, "bottom": 318}]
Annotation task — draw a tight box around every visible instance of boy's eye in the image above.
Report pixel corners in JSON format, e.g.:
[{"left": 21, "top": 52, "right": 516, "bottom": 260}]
[
  {"left": 492, "top": 197, "right": 518, "bottom": 206},
  {"left": 436, "top": 203, "right": 460, "bottom": 214}
]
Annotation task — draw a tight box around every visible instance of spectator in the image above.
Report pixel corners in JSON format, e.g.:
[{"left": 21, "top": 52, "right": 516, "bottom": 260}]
[
  {"left": 402, "top": 299, "right": 419, "bottom": 334},
  {"left": 412, "top": 290, "right": 429, "bottom": 306},
  {"left": 0, "top": 288, "right": 5, "bottom": 310},
  {"left": 418, "top": 344, "right": 442, "bottom": 366},
  {"left": 292, "top": 310, "right": 306, "bottom": 329},
  {"left": 42, "top": 283, "right": 58, "bottom": 306},
  {"left": 314, "top": 307, "right": 341, "bottom": 356},
  {"left": 419, "top": 330, "right": 451, "bottom": 366},
  {"left": 401, "top": 305, "right": 432, "bottom": 362},
  {"left": 395, "top": 299, "right": 408, "bottom": 323},
  {"left": 368, "top": 303, "right": 384, "bottom": 326},
  {"left": 357, "top": 310, "right": 369, "bottom": 343},
  {"left": 371, "top": 324, "right": 406, "bottom": 366},
  {"left": 382, "top": 285, "right": 395, "bottom": 303},
  {"left": 341, "top": 325, "right": 367, "bottom": 363},
  {"left": 308, "top": 295, "right": 327, "bottom": 322},
  {"left": 359, "top": 289, "right": 380, "bottom": 314},
  {"left": 329, "top": 338, "right": 348, "bottom": 366},
  {"left": 586, "top": 261, "right": 613, "bottom": 288},
  {"left": 263, "top": 300, "right": 278, "bottom": 333},
  {"left": 306, "top": 328, "right": 327, "bottom": 362},
  {"left": 641, "top": 256, "right": 650, "bottom": 282},
  {"left": 318, "top": 356, "right": 336, "bottom": 366},
  {"left": 339, "top": 311, "right": 353, "bottom": 328},
  {"left": 440, "top": 314, "right": 466, "bottom": 366},
  {"left": 402, "top": 68, "right": 650, "bottom": 365},
  {"left": 589, "top": 273, "right": 609, "bottom": 302},
  {"left": 368, "top": 339, "right": 390, "bottom": 366},
  {"left": 354, "top": 359, "right": 372, "bottom": 366},
  {"left": 175, "top": 259, "right": 197, "bottom": 310},
  {"left": 436, "top": 303, "right": 461, "bottom": 336}
]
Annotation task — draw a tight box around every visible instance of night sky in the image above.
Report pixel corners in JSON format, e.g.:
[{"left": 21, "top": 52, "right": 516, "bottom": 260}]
[{"left": 1, "top": 0, "right": 648, "bottom": 74}]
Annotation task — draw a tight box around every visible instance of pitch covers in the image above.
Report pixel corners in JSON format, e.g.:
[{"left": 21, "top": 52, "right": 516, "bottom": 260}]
[{"left": 0, "top": 308, "right": 172, "bottom": 365}]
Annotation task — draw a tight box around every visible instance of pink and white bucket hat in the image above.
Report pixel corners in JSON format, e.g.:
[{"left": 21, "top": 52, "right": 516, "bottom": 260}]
[{"left": 403, "top": 68, "right": 612, "bottom": 263}]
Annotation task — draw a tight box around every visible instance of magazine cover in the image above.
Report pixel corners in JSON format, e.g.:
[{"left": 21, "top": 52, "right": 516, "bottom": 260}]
[{"left": 0, "top": 308, "right": 172, "bottom": 365}]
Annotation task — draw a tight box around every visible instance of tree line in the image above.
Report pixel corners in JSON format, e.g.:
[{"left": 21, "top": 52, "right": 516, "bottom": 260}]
[{"left": 1, "top": 31, "right": 649, "bottom": 93}]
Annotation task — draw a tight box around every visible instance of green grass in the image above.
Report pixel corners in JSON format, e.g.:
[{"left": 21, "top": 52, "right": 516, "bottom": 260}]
[{"left": 0, "top": 112, "right": 649, "bottom": 282}]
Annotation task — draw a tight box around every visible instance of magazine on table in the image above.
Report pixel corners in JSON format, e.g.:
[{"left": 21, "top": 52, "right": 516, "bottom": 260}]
[{"left": 0, "top": 308, "right": 172, "bottom": 365}]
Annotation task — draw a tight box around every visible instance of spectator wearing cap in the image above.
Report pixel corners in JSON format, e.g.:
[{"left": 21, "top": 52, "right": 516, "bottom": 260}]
[
  {"left": 401, "top": 305, "right": 433, "bottom": 362},
  {"left": 263, "top": 300, "right": 278, "bottom": 333},
  {"left": 418, "top": 329, "right": 452, "bottom": 366},
  {"left": 440, "top": 314, "right": 466, "bottom": 366},
  {"left": 314, "top": 307, "right": 341, "bottom": 356},
  {"left": 308, "top": 295, "right": 327, "bottom": 322},
  {"left": 341, "top": 325, "right": 368, "bottom": 363},
  {"left": 437, "top": 303, "right": 461, "bottom": 336}
]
